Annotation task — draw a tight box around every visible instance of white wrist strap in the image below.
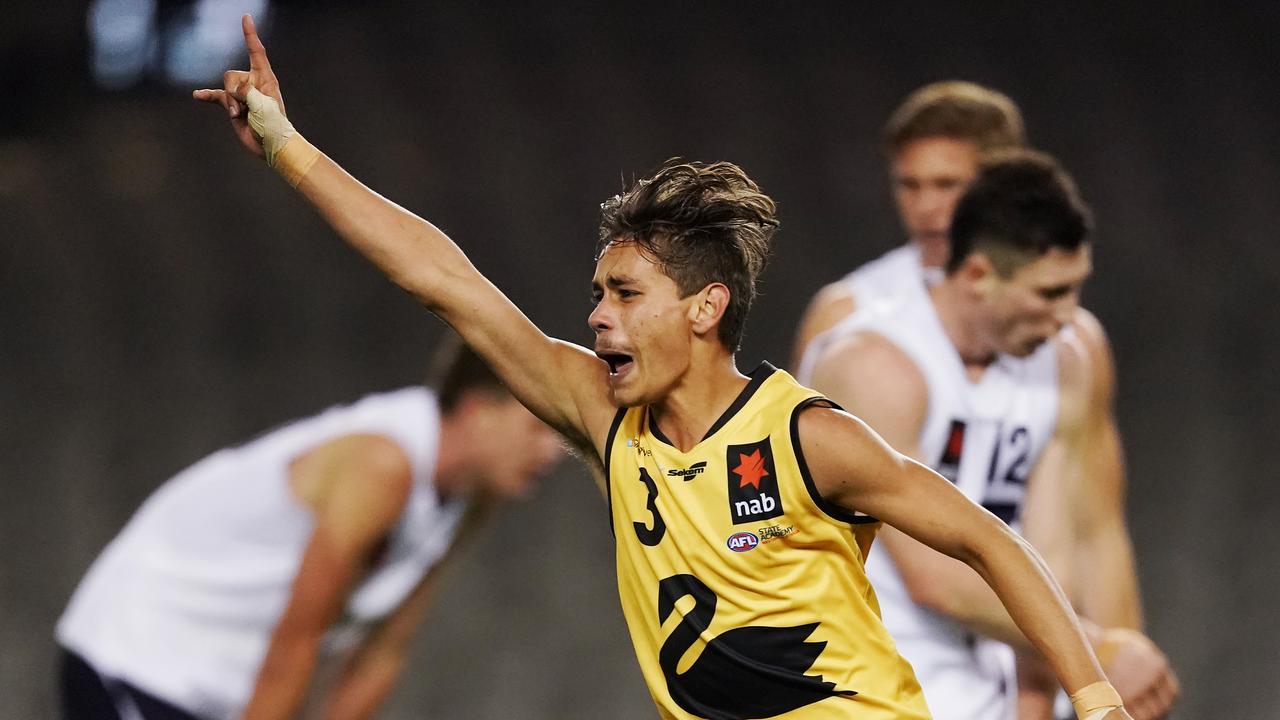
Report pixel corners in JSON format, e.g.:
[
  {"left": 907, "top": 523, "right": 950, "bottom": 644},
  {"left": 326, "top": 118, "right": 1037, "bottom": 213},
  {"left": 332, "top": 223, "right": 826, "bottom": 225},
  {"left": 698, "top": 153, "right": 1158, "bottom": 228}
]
[{"left": 245, "top": 86, "right": 297, "bottom": 167}]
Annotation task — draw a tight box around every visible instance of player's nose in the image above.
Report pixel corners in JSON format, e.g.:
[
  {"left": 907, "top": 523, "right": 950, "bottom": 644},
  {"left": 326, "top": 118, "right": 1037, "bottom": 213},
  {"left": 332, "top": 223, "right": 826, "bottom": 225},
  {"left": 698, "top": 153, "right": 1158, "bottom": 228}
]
[{"left": 588, "top": 301, "right": 613, "bottom": 333}]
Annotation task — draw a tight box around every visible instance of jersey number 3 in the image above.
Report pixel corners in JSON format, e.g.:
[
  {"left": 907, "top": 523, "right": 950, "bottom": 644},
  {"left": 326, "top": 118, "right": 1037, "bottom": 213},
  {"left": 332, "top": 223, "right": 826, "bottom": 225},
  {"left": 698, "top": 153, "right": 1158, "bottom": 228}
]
[{"left": 634, "top": 468, "right": 667, "bottom": 546}]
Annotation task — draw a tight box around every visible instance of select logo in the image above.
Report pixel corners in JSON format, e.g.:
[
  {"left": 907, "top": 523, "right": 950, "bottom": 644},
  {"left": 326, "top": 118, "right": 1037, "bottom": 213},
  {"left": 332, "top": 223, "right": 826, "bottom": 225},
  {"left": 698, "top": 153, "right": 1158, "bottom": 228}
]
[
  {"left": 667, "top": 461, "right": 707, "bottom": 479},
  {"left": 726, "top": 531, "right": 760, "bottom": 553}
]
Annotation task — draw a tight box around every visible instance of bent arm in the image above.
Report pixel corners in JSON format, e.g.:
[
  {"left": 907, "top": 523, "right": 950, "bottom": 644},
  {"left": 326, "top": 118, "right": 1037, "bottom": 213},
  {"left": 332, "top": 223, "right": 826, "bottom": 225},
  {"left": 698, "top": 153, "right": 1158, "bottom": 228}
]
[
  {"left": 1064, "top": 312, "right": 1143, "bottom": 629},
  {"left": 798, "top": 407, "right": 1111, "bottom": 705},
  {"left": 808, "top": 334, "right": 1040, "bottom": 649},
  {"left": 322, "top": 502, "right": 491, "bottom": 719},
  {"left": 243, "top": 435, "right": 414, "bottom": 720}
]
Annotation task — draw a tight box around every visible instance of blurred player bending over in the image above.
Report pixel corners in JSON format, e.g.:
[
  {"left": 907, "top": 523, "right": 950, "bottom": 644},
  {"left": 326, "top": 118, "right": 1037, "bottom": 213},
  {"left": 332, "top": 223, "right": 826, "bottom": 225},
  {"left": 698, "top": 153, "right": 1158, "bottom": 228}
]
[
  {"left": 801, "top": 150, "right": 1178, "bottom": 720},
  {"left": 193, "top": 16, "right": 1137, "bottom": 719},
  {"left": 57, "top": 338, "right": 562, "bottom": 720}
]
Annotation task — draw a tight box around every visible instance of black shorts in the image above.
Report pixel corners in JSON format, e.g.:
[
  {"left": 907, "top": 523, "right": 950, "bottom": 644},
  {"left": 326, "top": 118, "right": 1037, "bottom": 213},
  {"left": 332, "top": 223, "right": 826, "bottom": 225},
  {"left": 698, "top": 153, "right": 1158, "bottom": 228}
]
[{"left": 59, "top": 649, "right": 200, "bottom": 720}]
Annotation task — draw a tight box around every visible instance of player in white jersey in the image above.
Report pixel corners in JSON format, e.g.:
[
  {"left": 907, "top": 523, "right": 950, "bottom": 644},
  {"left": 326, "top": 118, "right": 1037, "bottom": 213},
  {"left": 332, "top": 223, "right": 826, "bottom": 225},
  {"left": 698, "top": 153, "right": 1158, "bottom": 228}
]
[
  {"left": 804, "top": 151, "right": 1179, "bottom": 720},
  {"left": 791, "top": 81, "right": 1026, "bottom": 368},
  {"left": 794, "top": 82, "right": 1175, "bottom": 720},
  {"left": 57, "top": 339, "right": 562, "bottom": 720}
]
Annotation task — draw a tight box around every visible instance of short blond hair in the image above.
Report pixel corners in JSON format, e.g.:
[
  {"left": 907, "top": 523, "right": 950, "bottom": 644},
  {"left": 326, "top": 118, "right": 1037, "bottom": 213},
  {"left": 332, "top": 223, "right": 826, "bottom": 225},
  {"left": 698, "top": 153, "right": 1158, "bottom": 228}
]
[{"left": 884, "top": 81, "right": 1025, "bottom": 155}]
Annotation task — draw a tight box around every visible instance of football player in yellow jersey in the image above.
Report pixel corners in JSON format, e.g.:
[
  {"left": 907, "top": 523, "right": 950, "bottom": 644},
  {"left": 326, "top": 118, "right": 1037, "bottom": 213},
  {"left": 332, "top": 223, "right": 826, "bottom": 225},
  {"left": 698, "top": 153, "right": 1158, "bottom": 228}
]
[{"left": 195, "top": 16, "right": 1133, "bottom": 720}]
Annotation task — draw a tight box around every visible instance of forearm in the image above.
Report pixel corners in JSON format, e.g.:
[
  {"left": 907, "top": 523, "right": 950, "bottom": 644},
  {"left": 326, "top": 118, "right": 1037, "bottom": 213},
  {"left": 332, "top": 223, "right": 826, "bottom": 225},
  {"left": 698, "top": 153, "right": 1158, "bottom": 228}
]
[
  {"left": 1076, "top": 523, "right": 1143, "bottom": 630},
  {"left": 962, "top": 519, "right": 1104, "bottom": 695},
  {"left": 243, "top": 634, "right": 323, "bottom": 720},
  {"left": 292, "top": 152, "right": 482, "bottom": 316},
  {"left": 323, "top": 650, "right": 405, "bottom": 720}
]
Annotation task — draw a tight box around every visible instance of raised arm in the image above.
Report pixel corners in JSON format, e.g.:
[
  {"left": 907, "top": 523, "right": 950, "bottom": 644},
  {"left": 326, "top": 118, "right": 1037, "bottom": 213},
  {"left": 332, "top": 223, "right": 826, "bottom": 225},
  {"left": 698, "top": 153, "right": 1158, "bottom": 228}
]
[{"left": 193, "top": 16, "right": 616, "bottom": 455}]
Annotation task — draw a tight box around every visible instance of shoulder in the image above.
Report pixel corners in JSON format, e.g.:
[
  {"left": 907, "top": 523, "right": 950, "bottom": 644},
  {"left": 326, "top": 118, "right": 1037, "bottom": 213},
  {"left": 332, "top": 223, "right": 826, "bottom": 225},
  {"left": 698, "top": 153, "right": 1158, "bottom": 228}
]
[
  {"left": 297, "top": 433, "right": 414, "bottom": 517},
  {"left": 792, "top": 402, "right": 910, "bottom": 501},
  {"left": 1054, "top": 307, "right": 1118, "bottom": 432},
  {"left": 803, "top": 280, "right": 861, "bottom": 327},
  {"left": 810, "top": 329, "right": 928, "bottom": 415}
]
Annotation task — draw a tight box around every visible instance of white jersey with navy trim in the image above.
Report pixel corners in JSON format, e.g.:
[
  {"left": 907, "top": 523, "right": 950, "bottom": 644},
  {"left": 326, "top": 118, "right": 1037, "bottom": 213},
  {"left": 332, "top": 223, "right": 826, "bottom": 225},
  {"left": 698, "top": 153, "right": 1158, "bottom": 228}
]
[
  {"left": 810, "top": 290, "right": 1059, "bottom": 720},
  {"left": 57, "top": 387, "right": 467, "bottom": 719}
]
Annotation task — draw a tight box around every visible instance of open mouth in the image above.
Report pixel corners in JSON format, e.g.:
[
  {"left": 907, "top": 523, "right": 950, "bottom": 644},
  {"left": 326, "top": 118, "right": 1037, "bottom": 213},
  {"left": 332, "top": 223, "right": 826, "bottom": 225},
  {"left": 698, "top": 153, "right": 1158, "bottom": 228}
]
[{"left": 597, "top": 351, "right": 635, "bottom": 377}]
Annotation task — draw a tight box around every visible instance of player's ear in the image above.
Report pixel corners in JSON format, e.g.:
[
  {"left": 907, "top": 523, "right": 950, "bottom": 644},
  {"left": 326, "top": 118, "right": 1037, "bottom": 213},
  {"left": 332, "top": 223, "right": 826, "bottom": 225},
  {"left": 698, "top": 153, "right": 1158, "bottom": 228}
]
[
  {"left": 959, "top": 252, "right": 999, "bottom": 293},
  {"left": 688, "top": 282, "right": 730, "bottom": 336}
]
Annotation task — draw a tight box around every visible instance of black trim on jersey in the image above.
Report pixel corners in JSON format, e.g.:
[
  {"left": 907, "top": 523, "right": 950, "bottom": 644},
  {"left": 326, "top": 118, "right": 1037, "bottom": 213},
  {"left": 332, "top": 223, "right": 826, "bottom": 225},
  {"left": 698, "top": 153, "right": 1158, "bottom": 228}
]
[
  {"left": 602, "top": 406, "right": 628, "bottom": 537},
  {"left": 790, "top": 397, "right": 880, "bottom": 525},
  {"left": 647, "top": 362, "right": 779, "bottom": 448}
]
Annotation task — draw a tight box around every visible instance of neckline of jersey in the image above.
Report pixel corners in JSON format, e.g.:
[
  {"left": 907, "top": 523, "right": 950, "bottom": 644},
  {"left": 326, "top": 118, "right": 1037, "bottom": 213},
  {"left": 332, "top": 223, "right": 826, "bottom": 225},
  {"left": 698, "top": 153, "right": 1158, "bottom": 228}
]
[{"left": 644, "top": 362, "right": 778, "bottom": 453}]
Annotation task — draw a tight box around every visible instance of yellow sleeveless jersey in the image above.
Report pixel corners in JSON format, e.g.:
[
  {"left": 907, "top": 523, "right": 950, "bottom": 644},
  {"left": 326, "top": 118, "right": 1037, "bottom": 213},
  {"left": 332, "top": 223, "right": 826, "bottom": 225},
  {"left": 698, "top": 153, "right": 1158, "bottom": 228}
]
[{"left": 605, "top": 363, "right": 930, "bottom": 720}]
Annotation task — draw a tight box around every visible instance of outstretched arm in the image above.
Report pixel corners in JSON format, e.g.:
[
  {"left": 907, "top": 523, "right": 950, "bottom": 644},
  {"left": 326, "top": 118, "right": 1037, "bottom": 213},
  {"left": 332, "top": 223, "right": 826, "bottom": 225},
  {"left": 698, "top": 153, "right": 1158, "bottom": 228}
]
[{"left": 194, "top": 16, "right": 615, "bottom": 456}]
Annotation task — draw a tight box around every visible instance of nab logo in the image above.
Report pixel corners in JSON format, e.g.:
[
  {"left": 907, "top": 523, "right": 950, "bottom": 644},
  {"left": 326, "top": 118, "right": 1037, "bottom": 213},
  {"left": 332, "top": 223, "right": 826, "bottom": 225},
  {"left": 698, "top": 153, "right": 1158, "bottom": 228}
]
[
  {"left": 668, "top": 461, "right": 707, "bottom": 480},
  {"left": 726, "top": 532, "right": 759, "bottom": 552},
  {"left": 726, "top": 438, "right": 784, "bottom": 524}
]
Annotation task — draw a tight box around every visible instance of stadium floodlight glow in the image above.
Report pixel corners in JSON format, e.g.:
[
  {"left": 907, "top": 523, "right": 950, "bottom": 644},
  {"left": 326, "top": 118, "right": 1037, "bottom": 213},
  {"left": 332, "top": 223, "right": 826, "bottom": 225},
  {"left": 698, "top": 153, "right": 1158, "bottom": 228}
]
[
  {"left": 87, "top": 0, "right": 271, "bottom": 90},
  {"left": 88, "top": 0, "right": 158, "bottom": 90}
]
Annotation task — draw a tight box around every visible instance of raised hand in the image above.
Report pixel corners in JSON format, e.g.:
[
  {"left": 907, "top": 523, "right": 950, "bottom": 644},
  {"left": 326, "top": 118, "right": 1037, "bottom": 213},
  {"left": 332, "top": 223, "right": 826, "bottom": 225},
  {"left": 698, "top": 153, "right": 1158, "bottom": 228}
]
[{"left": 192, "top": 14, "right": 285, "bottom": 156}]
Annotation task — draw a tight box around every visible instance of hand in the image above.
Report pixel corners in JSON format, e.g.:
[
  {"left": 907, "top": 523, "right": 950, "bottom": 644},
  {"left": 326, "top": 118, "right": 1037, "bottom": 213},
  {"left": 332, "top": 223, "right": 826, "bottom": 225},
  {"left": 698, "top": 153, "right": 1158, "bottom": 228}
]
[
  {"left": 1099, "top": 628, "right": 1180, "bottom": 720},
  {"left": 192, "top": 14, "right": 284, "bottom": 157},
  {"left": 1099, "top": 709, "right": 1134, "bottom": 720}
]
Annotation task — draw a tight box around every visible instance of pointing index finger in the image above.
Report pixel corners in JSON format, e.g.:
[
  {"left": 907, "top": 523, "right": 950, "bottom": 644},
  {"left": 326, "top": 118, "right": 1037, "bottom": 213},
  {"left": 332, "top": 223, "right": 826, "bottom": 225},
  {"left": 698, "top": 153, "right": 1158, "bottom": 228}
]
[{"left": 242, "top": 14, "right": 272, "bottom": 71}]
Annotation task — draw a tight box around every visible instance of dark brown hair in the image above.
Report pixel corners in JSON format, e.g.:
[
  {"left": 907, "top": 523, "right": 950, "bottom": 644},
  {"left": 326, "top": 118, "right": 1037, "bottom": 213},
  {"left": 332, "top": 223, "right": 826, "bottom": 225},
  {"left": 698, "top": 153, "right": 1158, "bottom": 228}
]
[
  {"left": 884, "top": 81, "right": 1026, "bottom": 155},
  {"left": 946, "top": 148, "right": 1093, "bottom": 276},
  {"left": 428, "top": 332, "right": 509, "bottom": 413},
  {"left": 596, "top": 159, "right": 779, "bottom": 351}
]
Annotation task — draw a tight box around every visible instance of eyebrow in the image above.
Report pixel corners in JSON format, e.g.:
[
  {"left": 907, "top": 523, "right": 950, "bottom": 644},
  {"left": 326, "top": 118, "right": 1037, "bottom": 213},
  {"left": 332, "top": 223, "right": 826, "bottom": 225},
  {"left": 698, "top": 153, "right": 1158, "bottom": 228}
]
[{"left": 593, "top": 274, "right": 638, "bottom": 291}]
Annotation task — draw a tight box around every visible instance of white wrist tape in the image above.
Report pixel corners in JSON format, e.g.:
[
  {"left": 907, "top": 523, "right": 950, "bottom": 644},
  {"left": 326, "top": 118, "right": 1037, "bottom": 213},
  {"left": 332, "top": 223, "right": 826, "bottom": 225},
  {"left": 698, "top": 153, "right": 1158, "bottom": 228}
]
[
  {"left": 245, "top": 86, "right": 319, "bottom": 187},
  {"left": 245, "top": 86, "right": 297, "bottom": 167},
  {"left": 1071, "top": 681, "right": 1123, "bottom": 720}
]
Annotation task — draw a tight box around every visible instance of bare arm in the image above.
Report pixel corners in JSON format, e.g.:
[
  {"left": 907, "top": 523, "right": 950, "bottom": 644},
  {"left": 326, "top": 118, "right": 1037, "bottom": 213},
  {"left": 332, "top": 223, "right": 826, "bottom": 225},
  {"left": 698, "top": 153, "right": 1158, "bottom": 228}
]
[
  {"left": 796, "top": 405, "right": 1119, "bottom": 714},
  {"left": 321, "top": 502, "right": 492, "bottom": 720},
  {"left": 808, "top": 333, "right": 1039, "bottom": 648},
  {"left": 1061, "top": 310, "right": 1142, "bottom": 628},
  {"left": 1018, "top": 316, "right": 1178, "bottom": 719},
  {"left": 243, "top": 434, "right": 414, "bottom": 720},
  {"left": 789, "top": 280, "right": 858, "bottom": 371},
  {"left": 194, "top": 16, "right": 615, "bottom": 457}
]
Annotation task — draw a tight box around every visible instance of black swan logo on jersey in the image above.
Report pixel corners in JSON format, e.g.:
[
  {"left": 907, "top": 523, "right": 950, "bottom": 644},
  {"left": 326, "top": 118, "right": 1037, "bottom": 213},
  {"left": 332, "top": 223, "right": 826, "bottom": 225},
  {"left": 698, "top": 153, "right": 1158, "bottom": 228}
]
[
  {"left": 668, "top": 461, "right": 707, "bottom": 479},
  {"left": 727, "top": 438, "right": 784, "bottom": 524},
  {"left": 657, "top": 573, "right": 855, "bottom": 718}
]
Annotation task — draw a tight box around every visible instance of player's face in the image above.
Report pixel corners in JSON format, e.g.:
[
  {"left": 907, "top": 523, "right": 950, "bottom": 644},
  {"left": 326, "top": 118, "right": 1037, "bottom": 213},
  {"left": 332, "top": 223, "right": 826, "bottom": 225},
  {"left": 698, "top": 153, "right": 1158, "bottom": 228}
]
[
  {"left": 890, "top": 137, "right": 980, "bottom": 246},
  {"left": 475, "top": 396, "right": 563, "bottom": 498},
  {"left": 589, "top": 242, "right": 698, "bottom": 407},
  {"left": 980, "top": 245, "right": 1092, "bottom": 357}
]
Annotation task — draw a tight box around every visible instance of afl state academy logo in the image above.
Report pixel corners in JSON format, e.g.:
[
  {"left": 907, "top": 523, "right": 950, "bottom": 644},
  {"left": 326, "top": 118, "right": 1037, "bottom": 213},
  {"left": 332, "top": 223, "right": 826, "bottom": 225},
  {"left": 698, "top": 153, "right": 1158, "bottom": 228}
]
[
  {"left": 726, "top": 532, "right": 759, "bottom": 552},
  {"left": 727, "top": 438, "right": 784, "bottom": 524}
]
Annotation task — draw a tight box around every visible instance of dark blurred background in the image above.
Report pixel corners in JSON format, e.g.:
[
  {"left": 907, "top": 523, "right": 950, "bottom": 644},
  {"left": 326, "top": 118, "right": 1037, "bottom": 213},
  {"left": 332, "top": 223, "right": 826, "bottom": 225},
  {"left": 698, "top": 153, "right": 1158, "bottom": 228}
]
[{"left": 3, "top": 1, "right": 1278, "bottom": 717}]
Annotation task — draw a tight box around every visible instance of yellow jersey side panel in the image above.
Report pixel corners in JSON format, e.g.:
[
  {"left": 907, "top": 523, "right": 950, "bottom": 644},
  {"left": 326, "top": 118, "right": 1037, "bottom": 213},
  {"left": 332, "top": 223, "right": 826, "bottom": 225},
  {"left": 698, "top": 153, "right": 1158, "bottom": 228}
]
[{"left": 608, "top": 365, "right": 929, "bottom": 719}]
